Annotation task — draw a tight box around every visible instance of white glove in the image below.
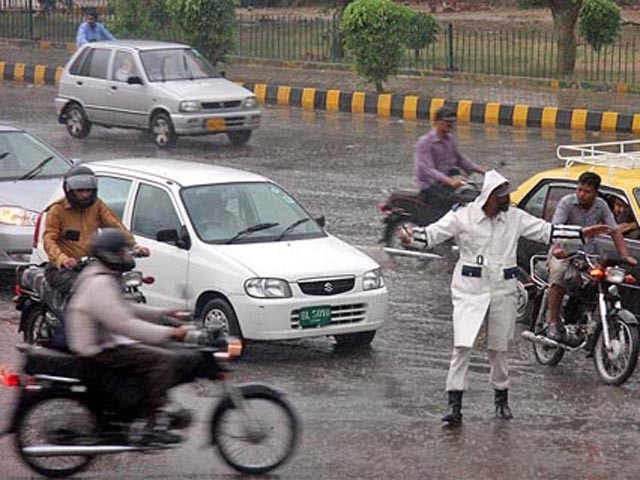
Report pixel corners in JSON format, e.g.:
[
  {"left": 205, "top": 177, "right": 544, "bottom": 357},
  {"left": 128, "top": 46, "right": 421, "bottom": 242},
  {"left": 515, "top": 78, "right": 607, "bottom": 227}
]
[{"left": 412, "top": 227, "right": 428, "bottom": 244}]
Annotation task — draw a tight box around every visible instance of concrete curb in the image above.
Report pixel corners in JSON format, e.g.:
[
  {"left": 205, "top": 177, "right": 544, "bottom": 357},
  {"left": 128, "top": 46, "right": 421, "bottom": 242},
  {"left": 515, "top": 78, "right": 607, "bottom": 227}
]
[{"left": 2, "top": 57, "right": 639, "bottom": 134}]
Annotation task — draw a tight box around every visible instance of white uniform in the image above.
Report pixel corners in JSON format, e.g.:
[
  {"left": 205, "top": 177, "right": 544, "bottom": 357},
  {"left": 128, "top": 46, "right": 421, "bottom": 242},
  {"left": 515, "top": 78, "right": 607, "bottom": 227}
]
[{"left": 414, "top": 170, "right": 582, "bottom": 390}]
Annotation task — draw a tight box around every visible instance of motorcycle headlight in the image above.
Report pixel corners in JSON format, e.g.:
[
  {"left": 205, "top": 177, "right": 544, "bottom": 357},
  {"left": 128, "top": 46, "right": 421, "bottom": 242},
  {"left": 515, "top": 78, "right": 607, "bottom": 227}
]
[
  {"left": 245, "top": 278, "right": 292, "bottom": 298},
  {"left": 179, "top": 101, "right": 201, "bottom": 113},
  {"left": 243, "top": 97, "right": 258, "bottom": 109},
  {"left": 0, "top": 206, "right": 39, "bottom": 226},
  {"left": 363, "top": 268, "right": 385, "bottom": 290},
  {"left": 122, "top": 271, "right": 143, "bottom": 288},
  {"left": 606, "top": 266, "right": 626, "bottom": 284}
]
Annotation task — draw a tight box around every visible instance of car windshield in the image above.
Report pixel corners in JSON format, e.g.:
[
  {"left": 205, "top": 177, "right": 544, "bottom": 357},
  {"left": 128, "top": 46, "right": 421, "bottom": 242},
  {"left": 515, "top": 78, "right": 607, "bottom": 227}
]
[
  {"left": 140, "top": 47, "right": 219, "bottom": 82},
  {"left": 181, "top": 182, "right": 325, "bottom": 244},
  {"left": 0, "top": 131, "right": 71, "bottom": 180}
]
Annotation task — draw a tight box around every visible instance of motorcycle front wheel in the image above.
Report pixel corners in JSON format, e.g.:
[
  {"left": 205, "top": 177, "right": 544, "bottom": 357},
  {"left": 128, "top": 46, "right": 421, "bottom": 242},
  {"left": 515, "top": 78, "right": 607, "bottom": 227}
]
[
  {"left": 15, "top": 393, "right": 98, "bottom": 478},
  {"left": 529, "top": 294, "right": 565, "bottom": 366},
  {"left": 210, "top": 389, "right": 299, "bottom": 475},
  {"left": 22, "top": 305, "right": 52, "bottom": 345},
  {"left": 593, "top": 318, "right": 639, "bottom": 386}
]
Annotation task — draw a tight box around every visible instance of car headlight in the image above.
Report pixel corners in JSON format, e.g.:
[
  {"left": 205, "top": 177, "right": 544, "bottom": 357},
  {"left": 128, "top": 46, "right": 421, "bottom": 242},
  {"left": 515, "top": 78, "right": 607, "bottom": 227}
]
[
  {"left": 179, "top": 101, "right": 201, "bottom": 113},
  {"left": 243, "top": 97, "right": 258, "bottom": 109},
  {"left": 245, "top": 278, "right": 292, "bottom": 298},
  {"left": 0, "top": 207, "right": 39, "bottom": 226},
  {"left": 363, "top": 268, "right": 385, "bottom": 290}
]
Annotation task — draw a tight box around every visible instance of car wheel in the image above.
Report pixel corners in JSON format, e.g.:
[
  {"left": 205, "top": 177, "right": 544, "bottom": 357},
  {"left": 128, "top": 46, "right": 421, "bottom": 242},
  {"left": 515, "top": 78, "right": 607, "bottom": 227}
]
[
  {"left": 334, "top": 330, "right": 376, "bottom": 350},
  {"left": 65, "top": 104, "right": 92, "bottom": 139},
  {"left": 227, "top": 130, "right": 252, "bottom": 146},
  {"left": 150, "top": 112, "right": 177, "bottom": 148},
  {"left": 200, "top": 298, "right": 242, "bottom": 338}
]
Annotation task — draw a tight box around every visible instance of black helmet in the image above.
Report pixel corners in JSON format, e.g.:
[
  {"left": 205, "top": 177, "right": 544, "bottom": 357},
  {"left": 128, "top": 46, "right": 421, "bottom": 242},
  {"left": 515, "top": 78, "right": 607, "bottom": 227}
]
[
  {"left": 63, "top": 165, "right": 98, "bottom": 209},
  {"left": 90, "top": 229, "right": 135, "bottom": 272}
]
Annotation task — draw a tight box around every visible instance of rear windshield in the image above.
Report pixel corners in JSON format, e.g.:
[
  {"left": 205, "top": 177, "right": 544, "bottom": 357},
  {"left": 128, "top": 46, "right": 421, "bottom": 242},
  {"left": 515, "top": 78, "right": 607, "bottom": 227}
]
[{"left": 139, "top": 48, "right": 219, "bottom": 82}]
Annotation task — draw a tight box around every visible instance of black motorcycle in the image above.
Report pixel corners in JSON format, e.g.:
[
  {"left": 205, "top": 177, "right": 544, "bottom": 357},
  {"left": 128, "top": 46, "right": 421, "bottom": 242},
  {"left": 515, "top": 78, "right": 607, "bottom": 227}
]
[
  {"left": 0, "top": 334, "right": 300, "bottom": 477},
  {"left": 522, "top": 250, "right": 640, "bottom": 385},
  {"left": 378, "top": 175, "right": 481, "bottom": 260},
  {"left": 14, "top": 256, "right": 150, "bottom": 346}
]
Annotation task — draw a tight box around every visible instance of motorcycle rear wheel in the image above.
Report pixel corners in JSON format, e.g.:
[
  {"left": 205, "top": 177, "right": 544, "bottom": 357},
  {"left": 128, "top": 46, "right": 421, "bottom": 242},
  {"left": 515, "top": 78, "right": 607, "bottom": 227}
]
[
  {"left": 529, "top": 294, "right": 565, "bottom": 366},
  {"left": 15, "top": 393, "right": 98, "bottom": 478},
  {"left": 22, "top": 305, "right": 52, "bottom": 346},
  {"left": 211, "top": 390, "right": 299, "bottom": 475},
  {"left": 593, "top": 319, "right": 639, "bottom": 386}
]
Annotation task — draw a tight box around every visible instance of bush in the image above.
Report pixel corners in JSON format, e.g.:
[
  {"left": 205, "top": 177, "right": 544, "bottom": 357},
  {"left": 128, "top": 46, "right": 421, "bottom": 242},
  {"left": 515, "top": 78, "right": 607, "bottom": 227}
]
[
  {"left": 341, "top": 0, "right": 408, "bottom": 92},
  {"left": 579, "top": 0, "right": 621, "bottom": 52},
  {"left": 108, "top": 0, "right": 168, "bottom": 39},
  {"left": 166, "top": 0, "right": 237, "bottom": 66},
  {"left": 403, "top": 9, "right": 439, "bottom": 54}
]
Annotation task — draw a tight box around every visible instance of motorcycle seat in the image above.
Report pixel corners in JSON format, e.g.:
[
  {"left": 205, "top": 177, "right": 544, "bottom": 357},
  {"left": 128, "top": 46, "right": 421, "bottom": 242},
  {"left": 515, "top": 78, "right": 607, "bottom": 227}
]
[
  {"left": 390, "top": 188, "right": 420, "bottom": 198},
  {"left": 22, "top": 346, "right": 95, "bottom": 380}
]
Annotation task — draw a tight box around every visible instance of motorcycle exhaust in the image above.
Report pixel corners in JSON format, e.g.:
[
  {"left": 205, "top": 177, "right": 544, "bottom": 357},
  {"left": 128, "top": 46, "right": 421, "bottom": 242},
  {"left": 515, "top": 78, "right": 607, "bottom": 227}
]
[
  {"left": 521, "top": 330, "right": 564, "bottom": 349},
  {"left": 383, "top": 247, "right": 444, "bottom": 260},
  {"left": 22, "top": 444, "right": 174, "bottom": 457}
]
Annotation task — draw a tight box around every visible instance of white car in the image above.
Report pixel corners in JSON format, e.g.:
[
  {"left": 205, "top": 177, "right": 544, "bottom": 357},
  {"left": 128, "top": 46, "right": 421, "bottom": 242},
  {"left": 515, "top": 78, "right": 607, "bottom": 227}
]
[{"left": 33, "top": 159, "right": 388, "bottom": 347}]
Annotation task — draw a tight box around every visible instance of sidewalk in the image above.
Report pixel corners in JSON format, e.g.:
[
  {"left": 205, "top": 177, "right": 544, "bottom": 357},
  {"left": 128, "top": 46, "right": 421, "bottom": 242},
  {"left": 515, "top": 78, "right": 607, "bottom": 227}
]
[{"left": 1, "top": 40, "right": 638, "bottom": 125}]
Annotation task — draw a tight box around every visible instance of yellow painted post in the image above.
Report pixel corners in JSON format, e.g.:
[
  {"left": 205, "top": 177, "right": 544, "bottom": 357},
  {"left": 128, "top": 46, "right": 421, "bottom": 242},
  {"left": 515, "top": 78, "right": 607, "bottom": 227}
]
[
  {"left": 34, "top": 65, "right": 46, "bottom": 86},
  {"left": 570, "top": 109, "right": 588, "bottom": 130},
  {"left": 429, "top": 98, "right": 445, "bottom": 120},
  {"left": 301, "top": 88, "right": 316, "bottom": 111},
  {"left": 601, "top": 112, "right": 618, "bottom": 132},
  {"left": 512, "top": 104, "right": 529, "bottom": 128},
  {"left": 457, "top": 100, "right": 472, "bottom": 123},
  {"left": 632, "top": 114, "right": 640, "bottom": 135},
  {"left": 254, "top": 83, "right": 268, "bottom": 104},
  {"left": 276, "top": 86, "right": 291, "bottom": 106},
  {"left": 403, "top": 96, "right": 419, "bottom": 120},
  {"left": 484, "top": 103, "right": 500, "bottom": 125},
  {"left": 377, "top": 94, "right": 392, "bottom": 117},
  {"left": 326, "top": 89, "right": 340, "bottom": 112},
  {"left": 352, "top": 92, "right": 365, "bottom": 114},
  {"left": 55, "top": 67, "right": 64, "bottom": 86},
  {"left": 0, "top": 62, "right": 5, "bottom": 81},
  {"left": 541, "top": 107, "right": 558, "bottom": 129},
  {"left": 14, "top": 63, "right": 26, "bottom": 82}
]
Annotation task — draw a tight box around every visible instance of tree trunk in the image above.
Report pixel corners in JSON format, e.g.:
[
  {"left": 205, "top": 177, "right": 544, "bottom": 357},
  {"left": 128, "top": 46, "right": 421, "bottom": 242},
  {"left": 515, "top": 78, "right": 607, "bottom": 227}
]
[{"left": 549, "top": 0, "right": 582, "bottom": 77}]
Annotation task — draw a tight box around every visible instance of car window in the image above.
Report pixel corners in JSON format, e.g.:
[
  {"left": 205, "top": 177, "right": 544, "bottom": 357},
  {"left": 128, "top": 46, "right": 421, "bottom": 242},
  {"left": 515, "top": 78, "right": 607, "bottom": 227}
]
[
  {"left": 181, "top": 182, "right": 324, "bottom": 244},
  {"left": 97, "top": 176, "right": 132, "bottom": 220},
  {"left": 68, "top": 47, "right": 91, "bottom": 76},
  {"left": 111, "top": 51, "right": 137, "bottom": 82},
  {"left": 0, "top": 131, "right": 71, "bottom": 180},
  {"left": 131, "top": 184, "right": 182, "bottom": 239},
  {"left": 79, "top": 48, "right": 111, "bottom": 79},
  {"left": 520, "top": 182, "right": 549, "bottom": 218},
  {"left": 139, "top": 47, "right": 219, "bottom": 82},
  {"left": 543, "top": 185, "right": 575, "bottom": 221}
]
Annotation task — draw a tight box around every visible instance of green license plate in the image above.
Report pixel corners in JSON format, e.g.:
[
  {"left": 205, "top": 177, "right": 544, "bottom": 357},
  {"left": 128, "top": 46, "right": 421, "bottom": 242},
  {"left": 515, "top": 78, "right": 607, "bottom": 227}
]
[{"left": 299, "top": 305, "right": 331, "bottom": 328}]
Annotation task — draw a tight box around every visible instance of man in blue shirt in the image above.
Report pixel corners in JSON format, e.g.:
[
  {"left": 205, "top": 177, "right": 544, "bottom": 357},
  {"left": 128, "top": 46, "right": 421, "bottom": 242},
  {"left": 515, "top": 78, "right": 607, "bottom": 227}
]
[{"left": 76, "top": 8, "right": 115, "bottom": 48}]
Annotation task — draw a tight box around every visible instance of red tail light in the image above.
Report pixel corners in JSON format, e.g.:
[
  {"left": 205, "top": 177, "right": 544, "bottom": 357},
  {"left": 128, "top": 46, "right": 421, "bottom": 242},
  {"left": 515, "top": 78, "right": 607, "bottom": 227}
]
[
  {"left": 32, "top": 212, "right": 44, "bottom": 249},
  {"left": 0, "top": 366, "right": 20, "bottom": 388},
  {"left": 143, "top": 276, "right": 155, "bottom": 285},
  {"left": 625, "top": 274, "right": 636, "bottom": 284}
]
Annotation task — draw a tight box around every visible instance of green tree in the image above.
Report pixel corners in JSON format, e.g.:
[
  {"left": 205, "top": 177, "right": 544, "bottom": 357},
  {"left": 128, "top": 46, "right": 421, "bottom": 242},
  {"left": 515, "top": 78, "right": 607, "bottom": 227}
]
[
  {"left": 579, "top": 0, "right": 621, "bottom": 52},
  {"left": 108, "top": 0, "right": 168, "bottom": 38},
  {"left": 518, "top": 0, "right": 620, "bottom": 76},
  {"left": 403, "top": 10, "right": 439, "bottom": 64},
  {"left": 341, "top": 0, "right": 408, "bottom": 92},
  {"left": 166, "top": 0, "right": 237, "bottom": 66}
]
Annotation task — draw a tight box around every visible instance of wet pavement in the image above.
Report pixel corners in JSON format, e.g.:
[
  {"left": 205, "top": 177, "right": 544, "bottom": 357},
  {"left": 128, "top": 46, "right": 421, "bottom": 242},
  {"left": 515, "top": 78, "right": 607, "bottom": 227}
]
[{"left": 0, "top": 82, "right": 639, "bottom": 478}]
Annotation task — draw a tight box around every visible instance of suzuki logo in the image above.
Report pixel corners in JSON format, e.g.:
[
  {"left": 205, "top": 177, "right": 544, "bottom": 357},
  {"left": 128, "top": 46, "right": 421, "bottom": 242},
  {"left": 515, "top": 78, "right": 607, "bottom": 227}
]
[{"left": 323, "top": 282, "right": 334, "bottom": 293}]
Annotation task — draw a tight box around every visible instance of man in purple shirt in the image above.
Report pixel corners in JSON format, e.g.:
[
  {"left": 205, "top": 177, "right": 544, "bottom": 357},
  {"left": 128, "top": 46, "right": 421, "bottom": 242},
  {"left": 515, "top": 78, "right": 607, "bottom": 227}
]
[{"left": 414, "top": 106, "right": 485, "bottom": 220}]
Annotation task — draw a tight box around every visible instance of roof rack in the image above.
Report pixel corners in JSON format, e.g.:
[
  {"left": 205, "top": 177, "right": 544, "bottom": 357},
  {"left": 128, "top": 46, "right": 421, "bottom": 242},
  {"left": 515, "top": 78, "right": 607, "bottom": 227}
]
[{"left": 557, "top": 140, "right": 640, "bottom": 177}]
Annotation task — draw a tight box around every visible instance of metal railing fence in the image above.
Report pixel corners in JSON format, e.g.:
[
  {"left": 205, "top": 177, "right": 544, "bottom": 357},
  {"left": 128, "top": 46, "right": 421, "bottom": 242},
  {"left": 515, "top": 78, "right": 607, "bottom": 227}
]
[{"left": 1, "top": 7, "right": 639, "bottom": 85}]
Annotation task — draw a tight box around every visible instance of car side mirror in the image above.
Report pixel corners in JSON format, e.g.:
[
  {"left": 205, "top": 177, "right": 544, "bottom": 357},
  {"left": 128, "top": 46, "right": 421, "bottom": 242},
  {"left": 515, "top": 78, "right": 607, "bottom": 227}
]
[
  {"left": 219, "top": 70, "right": 226, "bottom": 78},
  {"left": 127, "top": 76, "right": 143, "bottom": 85},
  {"left": 315, "top": 215, "right": 326, "bottom": 228},
  {"left": 156, "top": 227, "right": 190, "bottom": 250}
]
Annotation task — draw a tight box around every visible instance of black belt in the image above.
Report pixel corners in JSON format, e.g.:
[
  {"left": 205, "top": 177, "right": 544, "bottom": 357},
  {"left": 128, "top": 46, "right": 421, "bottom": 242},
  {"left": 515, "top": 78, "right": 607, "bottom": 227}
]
[{"left": 460, "top": 265, "right": 519, "bottom": 280}]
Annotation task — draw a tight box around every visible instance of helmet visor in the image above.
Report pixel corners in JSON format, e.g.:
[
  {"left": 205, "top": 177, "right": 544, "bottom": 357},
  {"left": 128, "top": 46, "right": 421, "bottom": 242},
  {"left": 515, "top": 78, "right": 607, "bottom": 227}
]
[{"left": 66, "top": 174, "right": 97, "bottom": 191}]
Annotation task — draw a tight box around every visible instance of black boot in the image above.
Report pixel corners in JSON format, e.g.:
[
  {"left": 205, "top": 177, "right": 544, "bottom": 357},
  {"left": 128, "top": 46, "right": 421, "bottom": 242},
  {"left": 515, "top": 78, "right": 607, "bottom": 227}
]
[
  {"left": 442, "top": 390, "right": 463, "bottom": 427},
  {"left": 494, "top": 389, "right": 513, "bottom": 420}
]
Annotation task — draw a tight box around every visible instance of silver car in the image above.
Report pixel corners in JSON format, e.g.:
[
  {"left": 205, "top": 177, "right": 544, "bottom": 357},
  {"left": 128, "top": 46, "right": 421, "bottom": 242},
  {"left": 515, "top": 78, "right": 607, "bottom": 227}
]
[
  {"left": 55, "top": 40, "right": 261, "bottom": 148},
  {"left": 0, "top": 125, "right": 74, "bottom": 269}
]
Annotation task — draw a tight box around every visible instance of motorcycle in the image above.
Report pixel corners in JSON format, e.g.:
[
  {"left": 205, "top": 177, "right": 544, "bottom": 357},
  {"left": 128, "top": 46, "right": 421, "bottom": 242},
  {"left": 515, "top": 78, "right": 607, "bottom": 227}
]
[
  {"left": 0, "top": 333, "right": 300, "bottom": 477},
  {"left": 521, "top": 250, "right": 640, "bottom": 385},
  {"left": 378, "top": 172, "right": 482, "bottom": 260},
  {"left": 14, "top": 254, "right": 151, "bottom": 346}
]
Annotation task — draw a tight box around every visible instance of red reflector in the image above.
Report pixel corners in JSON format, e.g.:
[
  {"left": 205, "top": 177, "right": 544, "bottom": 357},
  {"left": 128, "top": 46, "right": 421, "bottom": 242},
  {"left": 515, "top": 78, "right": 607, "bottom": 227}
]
[
  {"left": 143, "top": 276, "right": 155, "bottom": 285},
  {"left": 14, "top": 284, "right": 21, "bottom": 296},
  {"left": 32, "top": 212, "right": 44, "bottom": 249},
  {"left": 0, "top": 366, "right": 20, "bottom": 387},
  {"left": 625, "top": 274, "right": 636, "bottom": 284},
  {"left": 378, "top": 203, "right": 391, "bottom": 215}
]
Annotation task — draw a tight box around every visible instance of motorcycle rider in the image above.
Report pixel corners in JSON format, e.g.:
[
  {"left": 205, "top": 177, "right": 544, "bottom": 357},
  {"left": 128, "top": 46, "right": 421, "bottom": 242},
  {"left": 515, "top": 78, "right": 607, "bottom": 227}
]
[
  {"left": 409, "top": 170, "right": 610, "bottom": 427},
  {"left": 414, "top": 105, "right": 485, "bottom": 220},
  {"left": 66, "top": 229, "right": 192, "bottom": 445},
  {"left": 546, "top": 172, "right": 637, "bottom": 343},
  {"left": 43, "top": 165, "right": 150, "bottom": 297}
]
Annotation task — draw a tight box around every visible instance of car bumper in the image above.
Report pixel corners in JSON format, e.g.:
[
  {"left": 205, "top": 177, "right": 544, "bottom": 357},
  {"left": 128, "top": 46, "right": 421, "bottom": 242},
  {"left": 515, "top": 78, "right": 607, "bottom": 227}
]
[
  {"left": 171, "top": 110, "right": 261, "bottom": 135},
  {"left": 229, "top": 287, "right": 388, "bottom": 341},
  {"left": 54, "top": 97, "right": 68, "bottom": 119},
  {"left": 0, "top": 225, "right": 34, "bottom": 270}
]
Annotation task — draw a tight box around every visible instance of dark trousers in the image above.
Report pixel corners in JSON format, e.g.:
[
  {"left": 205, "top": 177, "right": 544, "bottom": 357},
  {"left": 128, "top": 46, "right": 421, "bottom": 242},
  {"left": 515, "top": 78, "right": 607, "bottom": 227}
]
[
  {"left": 419, "top": 183, "right": 457, "bottom": 222},
  {"left": 93, "top": 344, "right": 177, "bottom": 417},
  {"left": 44, "top": 263, "right": 79, "bottom": 297}
]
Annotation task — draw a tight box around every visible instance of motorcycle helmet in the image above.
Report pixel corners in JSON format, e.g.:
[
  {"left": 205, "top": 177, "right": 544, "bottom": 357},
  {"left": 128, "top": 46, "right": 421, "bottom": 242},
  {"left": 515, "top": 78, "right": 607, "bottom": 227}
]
[
  {"left": 90, "top": 229, "right": 135, "bottom": 272},
  {"left": 63, "top": 165, "right": 98, "bottom": 208}
]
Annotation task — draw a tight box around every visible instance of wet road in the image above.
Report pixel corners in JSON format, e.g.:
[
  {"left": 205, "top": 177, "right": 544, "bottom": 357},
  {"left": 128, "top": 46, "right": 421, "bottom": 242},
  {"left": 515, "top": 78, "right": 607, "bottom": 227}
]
[{"left": 0, "top": 83, "right": 638, "bottom": 478}]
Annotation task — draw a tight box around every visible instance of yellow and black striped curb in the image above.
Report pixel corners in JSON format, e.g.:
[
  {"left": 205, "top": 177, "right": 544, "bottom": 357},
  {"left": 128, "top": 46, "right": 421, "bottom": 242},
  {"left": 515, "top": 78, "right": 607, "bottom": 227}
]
[{"left": 2, "top": 59, "right": 638, "bottom": 134}]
